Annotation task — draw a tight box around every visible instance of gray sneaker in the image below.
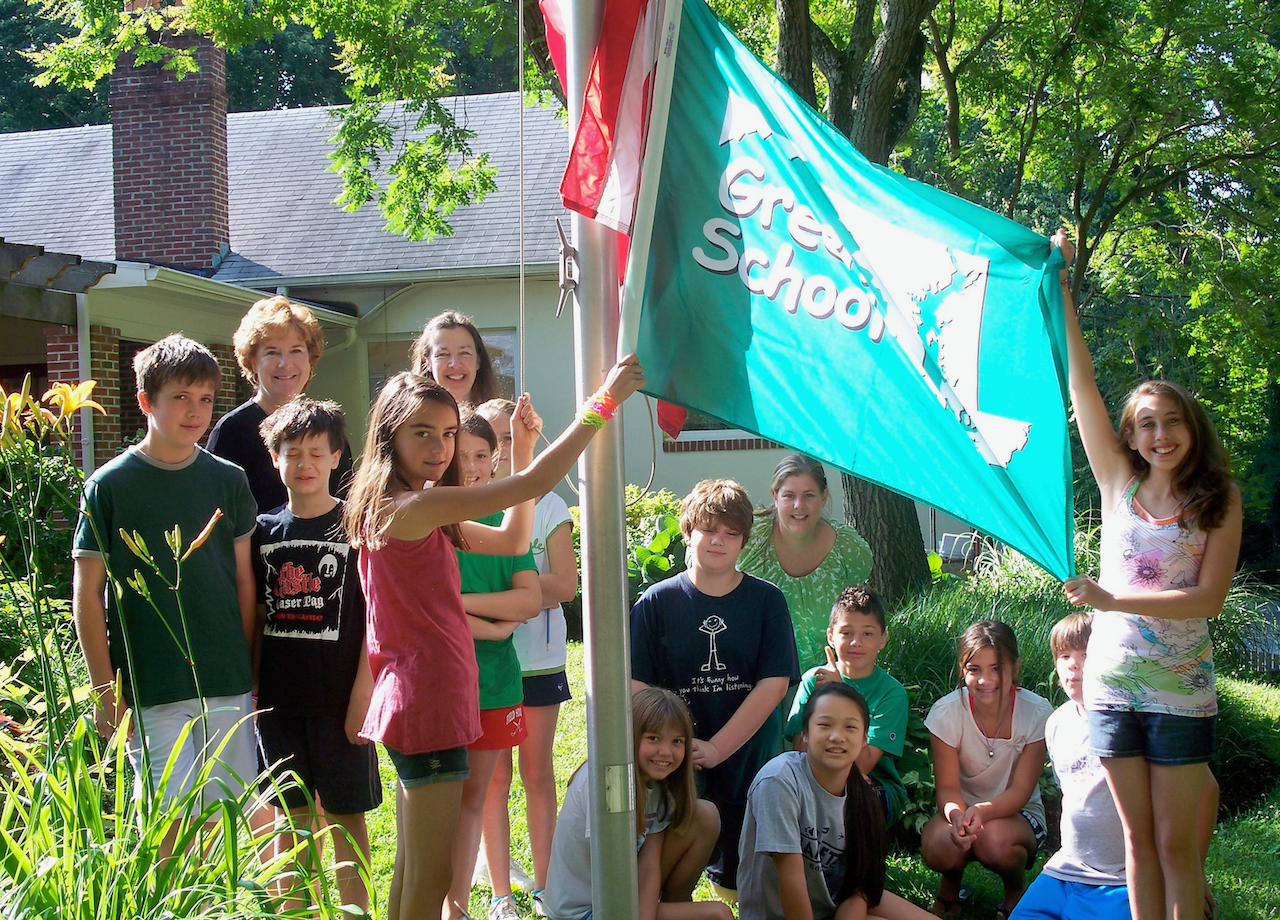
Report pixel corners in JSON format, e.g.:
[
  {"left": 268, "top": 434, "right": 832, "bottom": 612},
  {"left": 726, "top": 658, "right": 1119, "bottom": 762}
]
[
  {"left": 531, "top": 889, "right": 547, "bottom": 918},
  {"left": 488, "top": 896, "right": 521, "bottom": 920}
]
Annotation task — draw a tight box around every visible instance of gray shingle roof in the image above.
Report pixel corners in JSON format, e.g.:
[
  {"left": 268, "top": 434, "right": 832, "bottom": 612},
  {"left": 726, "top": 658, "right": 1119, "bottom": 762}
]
[
  {"left": 0, "top": 92, "right": 568, "bottom": 281},
  {"left": 0, "top": 124, "right": 115, "bottom": 261}
]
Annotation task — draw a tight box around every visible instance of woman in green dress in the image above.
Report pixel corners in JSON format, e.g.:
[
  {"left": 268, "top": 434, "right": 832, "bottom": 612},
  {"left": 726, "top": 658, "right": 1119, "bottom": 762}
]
[{"left": 738, "top": 454, "right": 874, "bottom": 672}]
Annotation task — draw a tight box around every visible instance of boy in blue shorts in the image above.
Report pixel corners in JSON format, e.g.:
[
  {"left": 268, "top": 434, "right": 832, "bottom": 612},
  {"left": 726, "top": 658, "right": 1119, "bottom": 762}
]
[
  {"left": 631, "top": 479, "right": 800, "bottom": 899},
  {"left": 1011, "top": 613, "right": 1219, "bottom": 920},
  {"left": 253, "top": 398, "right": 379, "bottom": 912},
  {"left": 784, "top": 584, "right": 910, "bottom": 827},
  {"left": 73, "top": 334, "right": 258, "bottom": 827}
]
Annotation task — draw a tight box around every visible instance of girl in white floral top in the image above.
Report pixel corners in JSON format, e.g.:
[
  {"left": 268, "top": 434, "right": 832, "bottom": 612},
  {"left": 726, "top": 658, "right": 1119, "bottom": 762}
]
[{"left": 1057, "top": 230, "right": 1240, "bottom": 920}]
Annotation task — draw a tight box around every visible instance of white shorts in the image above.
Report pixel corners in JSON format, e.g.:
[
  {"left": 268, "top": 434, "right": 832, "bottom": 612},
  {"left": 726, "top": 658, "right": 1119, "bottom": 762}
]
[{"left": 128, "top": 693, "right": 256, "bottom": 808}]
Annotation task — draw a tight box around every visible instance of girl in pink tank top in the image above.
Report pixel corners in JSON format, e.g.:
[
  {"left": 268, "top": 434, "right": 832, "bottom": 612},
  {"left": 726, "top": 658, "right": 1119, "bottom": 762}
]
[
  {"left": 1056, "top": 231, "right": 1239, "bottom": 920},
  {"left": 342, "top": 358, "right": 647, "bottom": 920}
]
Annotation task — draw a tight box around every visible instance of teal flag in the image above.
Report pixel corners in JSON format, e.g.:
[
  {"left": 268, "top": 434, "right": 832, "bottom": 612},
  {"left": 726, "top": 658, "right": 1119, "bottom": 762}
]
[{"left": 620, "top": 0, "right": 1075, "bottom": 578}]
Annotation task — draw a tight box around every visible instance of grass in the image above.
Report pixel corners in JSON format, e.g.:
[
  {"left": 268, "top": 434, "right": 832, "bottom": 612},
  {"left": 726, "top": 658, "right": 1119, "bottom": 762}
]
[{"left": 356, "top": 629, "right": 1280, "bottom": 920}]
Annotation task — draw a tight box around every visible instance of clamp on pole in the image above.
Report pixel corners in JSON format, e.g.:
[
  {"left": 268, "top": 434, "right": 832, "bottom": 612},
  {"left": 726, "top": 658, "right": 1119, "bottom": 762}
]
[{"left": 556, "top": 217, "right": 578, "bottom": 318}]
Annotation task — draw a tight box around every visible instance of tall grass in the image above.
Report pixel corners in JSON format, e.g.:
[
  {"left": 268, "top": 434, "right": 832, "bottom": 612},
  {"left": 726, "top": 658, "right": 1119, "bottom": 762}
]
[
  {"left": 0, "top": 712, "right": 368, "bottom": 918},
  {"left": 0, "top": 379, "right": 365, "bottom": 916}
]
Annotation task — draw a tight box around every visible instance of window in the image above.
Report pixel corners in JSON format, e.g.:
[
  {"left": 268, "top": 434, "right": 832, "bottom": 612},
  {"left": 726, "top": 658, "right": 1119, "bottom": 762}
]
[
  {"left": 661, "top": 408, "right": 781, "bottom": 453},
  {"left": 367, "top": 328, "right": 518, "bottom": 402}
]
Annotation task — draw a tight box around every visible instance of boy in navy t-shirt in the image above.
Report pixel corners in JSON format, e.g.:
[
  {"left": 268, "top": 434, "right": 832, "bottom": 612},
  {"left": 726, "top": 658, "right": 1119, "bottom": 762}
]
[
  {"left": 253, "top": 398, "right": 379, "bottom": 913},
  {"left": 631, "top": 479, "right": 800, "bottom": 897}
]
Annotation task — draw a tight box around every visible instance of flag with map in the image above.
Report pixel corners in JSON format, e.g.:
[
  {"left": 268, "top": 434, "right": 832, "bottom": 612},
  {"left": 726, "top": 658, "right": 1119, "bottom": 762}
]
[{"left": 617, "top": 0, "right": 1075, "bottom": 578}]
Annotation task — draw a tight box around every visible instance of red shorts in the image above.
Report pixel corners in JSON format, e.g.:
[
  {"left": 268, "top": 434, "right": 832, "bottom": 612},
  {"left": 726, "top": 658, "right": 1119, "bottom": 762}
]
[{"left": 470, "top": 704, "right": 528, "bottom": 750}]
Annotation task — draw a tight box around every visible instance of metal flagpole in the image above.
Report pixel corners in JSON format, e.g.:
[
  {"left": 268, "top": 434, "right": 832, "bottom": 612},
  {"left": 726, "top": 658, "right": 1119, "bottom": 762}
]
[{"left": 565, "top": 1, "right": 641, "bottom": 918}]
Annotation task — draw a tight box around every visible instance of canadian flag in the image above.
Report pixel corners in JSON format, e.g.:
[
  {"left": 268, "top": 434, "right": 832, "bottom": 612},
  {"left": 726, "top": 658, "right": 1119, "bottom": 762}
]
[{"left": 540, "top": 0, "right": 689, "bottom": 437}]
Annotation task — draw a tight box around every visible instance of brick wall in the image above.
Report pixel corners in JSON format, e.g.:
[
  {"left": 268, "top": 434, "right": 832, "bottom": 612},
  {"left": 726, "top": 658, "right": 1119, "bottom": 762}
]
[
  {"left": 43, "top": 330, "right": 247, "bottom": 468},
  {"left": 44, "top": 325, "right": 122, "bottom": 469},
  {"left": 110, "top": 33, "right": 228, "bottom": 274},
  {"left": 208, "top": 343, "right": 242, "bottom": 425}
]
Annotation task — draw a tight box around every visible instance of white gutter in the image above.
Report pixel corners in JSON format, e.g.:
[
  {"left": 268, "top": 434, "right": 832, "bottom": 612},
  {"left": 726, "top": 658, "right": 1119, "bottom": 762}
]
[
  {"left": 75, "top": 292, "right": 95, "bottom": 476},
  {"left": 227, "top": 261, "right": 558, "bottom": 289},
  {"left": 92, "top": 261, "right": 358, "bottom": 327}
]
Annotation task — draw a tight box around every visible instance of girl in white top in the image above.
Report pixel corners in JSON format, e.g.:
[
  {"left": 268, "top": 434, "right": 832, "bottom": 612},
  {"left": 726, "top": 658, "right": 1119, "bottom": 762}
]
[
  {"left": 1057, "top": 230, "right": 1241, "bottom": 920},
  {"left": 922, "top": 621, "right": 1052, "bottom": 920},
  {"left": 476, "top": 398, "right": 581, "bottom": 913},
  {"left": 544, "top": 688, "right": 731, "bottom": 920}
]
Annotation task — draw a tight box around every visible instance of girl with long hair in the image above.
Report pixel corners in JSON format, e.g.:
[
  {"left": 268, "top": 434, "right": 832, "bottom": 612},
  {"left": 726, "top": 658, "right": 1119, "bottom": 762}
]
[
  {"left": 1058, "top": 230, "right": 1241, "bottom": 920},
  {"left": 342, "top": 357, "right": 645, "bottom": 920},
  {"left": 543, "top": 688, "right": 732, "bottom": 920},
  {"left": 920, "top": 621, "right": 1053, "bottom": 919}
]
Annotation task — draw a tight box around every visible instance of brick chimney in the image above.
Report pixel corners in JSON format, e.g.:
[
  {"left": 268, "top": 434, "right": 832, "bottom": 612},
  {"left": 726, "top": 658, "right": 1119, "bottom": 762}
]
[{"left": 110, "top": 33, "right": 229, "bottom": 275}]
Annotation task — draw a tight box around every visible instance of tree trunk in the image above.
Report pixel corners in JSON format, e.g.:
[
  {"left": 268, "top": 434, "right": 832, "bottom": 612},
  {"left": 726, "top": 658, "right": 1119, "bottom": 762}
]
[
  {"left": 846, "top": 0, "right": 935, "bottom": 164},
  {"left": 842, "top": 475, "right": 930, "bottom": 606},
  {"left": 775, "top": 0, "right": 817, "bottom": 108}
]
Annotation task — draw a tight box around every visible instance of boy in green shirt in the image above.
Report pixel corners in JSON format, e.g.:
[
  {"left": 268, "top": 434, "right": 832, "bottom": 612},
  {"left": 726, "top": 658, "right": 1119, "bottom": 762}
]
[
  {"left": 72, "top": 334, "right": 258, "bottom": 817},
  {"left": 785, "top": 584, "right": 910, "bottom": 825}
]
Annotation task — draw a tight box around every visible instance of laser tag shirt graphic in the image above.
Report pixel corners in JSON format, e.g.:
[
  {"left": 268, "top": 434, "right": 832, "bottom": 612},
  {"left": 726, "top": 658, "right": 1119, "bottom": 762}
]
[{"left": 253, "top": 502, "right": 366, "bottom": 715}]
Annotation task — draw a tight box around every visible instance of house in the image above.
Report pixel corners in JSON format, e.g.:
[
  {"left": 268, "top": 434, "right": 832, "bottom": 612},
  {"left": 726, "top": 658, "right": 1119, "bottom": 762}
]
[{"left": 1, "top": 34, "right": 964, "bottom": 539}]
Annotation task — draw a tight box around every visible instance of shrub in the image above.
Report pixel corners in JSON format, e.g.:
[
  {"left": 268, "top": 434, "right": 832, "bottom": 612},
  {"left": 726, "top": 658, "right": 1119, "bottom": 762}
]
[{"left": 565, "top": 485, "right": 686, "bottom": 639}]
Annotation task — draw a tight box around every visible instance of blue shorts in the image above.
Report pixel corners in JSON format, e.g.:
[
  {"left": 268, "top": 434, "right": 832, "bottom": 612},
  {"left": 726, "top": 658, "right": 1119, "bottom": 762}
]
[
  {"left": 523, "top": 670, "right": 572, "bottom": 707},
  {"left": 1087, "top": 709, "right": 1215, "bottom": 766},
  {"left": 1009, "top": 873, "right": 1130, "bottom": 920}
]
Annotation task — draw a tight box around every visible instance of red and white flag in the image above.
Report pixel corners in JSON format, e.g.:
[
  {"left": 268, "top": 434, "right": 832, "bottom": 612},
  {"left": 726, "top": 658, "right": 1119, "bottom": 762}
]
[
  {"left": 541, "top": 0, "right": 688, "bottom": 436},
  {"left": 540, "top": 0, "right": 665, "bottom": 235}
]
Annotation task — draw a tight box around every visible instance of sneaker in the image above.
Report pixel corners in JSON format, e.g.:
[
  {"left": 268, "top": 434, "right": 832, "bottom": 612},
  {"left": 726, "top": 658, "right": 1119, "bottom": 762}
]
[
  {"left": 488, "top": 895, "right": 521, "bottom": 920},
  {"left": 531, "top": 889, "right": 547, "bottom": 918},
  {"left": 509, "top": 856, "right": 533, "bottom": 893},
  {"left": 472, "top": 853, "right": 490, "bottom": 888}
]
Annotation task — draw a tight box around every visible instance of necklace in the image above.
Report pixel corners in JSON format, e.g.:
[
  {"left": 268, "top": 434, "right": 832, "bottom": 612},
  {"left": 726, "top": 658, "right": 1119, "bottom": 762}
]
[{"left": 969, "top": 687, "right": 1015, "bottom": 758}]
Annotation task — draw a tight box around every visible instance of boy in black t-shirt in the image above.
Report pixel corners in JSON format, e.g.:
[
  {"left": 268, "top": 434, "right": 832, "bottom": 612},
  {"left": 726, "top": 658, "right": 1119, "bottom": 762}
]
[
  {"left": 253, "top": 399, "right": 379, "bottom": 913},
  {"left": 631, "top": 479, "right": 800, "bottom": 899}
]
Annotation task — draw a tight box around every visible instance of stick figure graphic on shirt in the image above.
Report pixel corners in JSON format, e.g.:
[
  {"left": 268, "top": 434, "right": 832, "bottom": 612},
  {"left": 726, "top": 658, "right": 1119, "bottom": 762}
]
[{"left": 700, "top": 615, "right": 728, "bottom": 672}]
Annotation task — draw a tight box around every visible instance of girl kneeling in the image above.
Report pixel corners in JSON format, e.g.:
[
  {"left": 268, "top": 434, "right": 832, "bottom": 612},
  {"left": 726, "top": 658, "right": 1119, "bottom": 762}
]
[{"left": 544, "top": 688, "right": 731, "bottom": 920}]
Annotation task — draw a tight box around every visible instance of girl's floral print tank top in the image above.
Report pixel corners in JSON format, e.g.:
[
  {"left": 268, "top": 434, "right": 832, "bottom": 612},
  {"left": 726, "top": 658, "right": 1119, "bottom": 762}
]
[{"left": 1083, "top": 479, "right": 1216, "bottom": 717}]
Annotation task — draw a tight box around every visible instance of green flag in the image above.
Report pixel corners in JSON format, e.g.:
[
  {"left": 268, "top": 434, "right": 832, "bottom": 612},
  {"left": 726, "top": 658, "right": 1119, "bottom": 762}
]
[{"left": 619, "top": 0, "right": 1075, "bottom": 578}]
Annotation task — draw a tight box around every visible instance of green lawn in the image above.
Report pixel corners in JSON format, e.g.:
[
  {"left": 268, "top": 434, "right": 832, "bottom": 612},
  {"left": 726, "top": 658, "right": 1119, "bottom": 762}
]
[{"left": 361, "top": 643, "right": 1280, "bottom": 919}]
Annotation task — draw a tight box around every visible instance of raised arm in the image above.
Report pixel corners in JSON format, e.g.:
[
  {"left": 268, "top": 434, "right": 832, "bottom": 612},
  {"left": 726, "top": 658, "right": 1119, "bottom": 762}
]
[
  {"left": 1055, "top": 230, "right": 1131, "bottom": 500},
  {"left": 387, "top": 357, "right": 645, "bottom": 540}
]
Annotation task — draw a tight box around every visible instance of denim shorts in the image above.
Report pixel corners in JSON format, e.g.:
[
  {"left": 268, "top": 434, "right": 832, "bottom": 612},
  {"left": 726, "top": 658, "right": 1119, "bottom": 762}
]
[
  {"left": 1087, "top": 709, "right": 1215, "bottom": 766},
  {"left": 384, "top": 744, "right": 470, "bottom": 787},
  {"left": 1020, "top": 809, "right": 1048, "bottom": 863}
]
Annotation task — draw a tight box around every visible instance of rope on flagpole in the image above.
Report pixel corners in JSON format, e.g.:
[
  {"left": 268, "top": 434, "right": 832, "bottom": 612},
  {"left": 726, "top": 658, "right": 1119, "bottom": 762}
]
[{"left": 517, "top": 0, "right": 527, "bottom": 395}]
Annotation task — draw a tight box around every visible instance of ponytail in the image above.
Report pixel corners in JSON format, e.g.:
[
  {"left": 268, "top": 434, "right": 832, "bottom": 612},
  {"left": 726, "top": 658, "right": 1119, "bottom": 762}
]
[{"left": 835, "top": 772, "right": 887, "bottom": 908}]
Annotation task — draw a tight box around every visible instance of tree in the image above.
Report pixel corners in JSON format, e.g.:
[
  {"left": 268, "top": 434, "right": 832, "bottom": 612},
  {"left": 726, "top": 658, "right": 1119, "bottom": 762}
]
[
  {"left": 911, "top": 0, "right": 1280, "bottom": 568},
  {"left": 711, "top": 0, "right": 940, "bottom": 603},
  {"left": 223, "top": 23, "right": 350, "bottom": 111},
  {"left": 0, "top": 0, "right": 107, "bottom": 131}
]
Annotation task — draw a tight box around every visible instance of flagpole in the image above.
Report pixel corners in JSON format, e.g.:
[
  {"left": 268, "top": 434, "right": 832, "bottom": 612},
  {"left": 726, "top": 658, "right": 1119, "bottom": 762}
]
[{"left": 567, "top": 0, "right": 641, "bottom": 917}]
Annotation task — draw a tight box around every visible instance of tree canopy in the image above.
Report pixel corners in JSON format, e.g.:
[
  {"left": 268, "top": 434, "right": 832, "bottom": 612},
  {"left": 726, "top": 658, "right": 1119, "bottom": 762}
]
[{"left": 22, "top": 0, "right": 1280, "bottom": 576}]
